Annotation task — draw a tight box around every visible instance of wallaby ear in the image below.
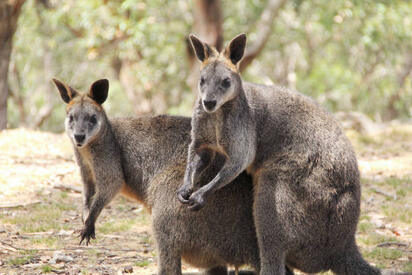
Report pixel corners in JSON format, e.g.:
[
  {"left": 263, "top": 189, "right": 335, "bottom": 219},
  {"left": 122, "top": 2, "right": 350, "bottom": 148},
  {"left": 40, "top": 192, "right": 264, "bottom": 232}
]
[
  {"left": 224, "top": 33, "right": 247, "bottom": 65},
  {"left": 189, "top": 34, "right": 216, "bottom": 62},
  {"left": 88, "top": 79, "right": 109, "bottom": 105},
  {"left": 52, "top": 78, "right": 78, "bottom": 104}
]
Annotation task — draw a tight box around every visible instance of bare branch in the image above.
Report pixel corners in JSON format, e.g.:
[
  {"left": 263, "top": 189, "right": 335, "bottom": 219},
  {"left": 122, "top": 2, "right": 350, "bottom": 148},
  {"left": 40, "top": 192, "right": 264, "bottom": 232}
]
[
  {"left": 386, "top": 51, "right": 412, "bottom": 120},
  {"left": 33, "top": 102, "right": 57, "bottom": 128},
  {"left": 53, "top": 183, "right": 82, "bottom": 193},
  {"left": 0, "top": 200, "right": 40, "bottom": 209},
  {"left": 35, "top": 0, "right": 53, "bottom": 9},
  {"left": 239, "top": 0, "right": 288, "bottom": 72},
  {"left": 63, "top": 21, "right": 85, "bottom": 38}
]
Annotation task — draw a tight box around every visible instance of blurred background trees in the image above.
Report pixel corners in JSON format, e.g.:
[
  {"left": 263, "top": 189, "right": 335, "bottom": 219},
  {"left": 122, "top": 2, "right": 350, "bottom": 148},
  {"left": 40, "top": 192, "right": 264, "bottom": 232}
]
[{"left": 2, "top": 0, "right": 412, "bottom": 132}]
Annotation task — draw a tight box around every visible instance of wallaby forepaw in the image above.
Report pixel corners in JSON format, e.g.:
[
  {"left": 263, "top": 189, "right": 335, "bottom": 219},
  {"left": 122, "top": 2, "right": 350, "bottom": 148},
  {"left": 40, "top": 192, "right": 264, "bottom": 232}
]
[
  {"left": 177, "top": 186, "right": 192, "bottom": 204},
  {"left": 188, "top": 191, "right": 206, "bottom": 211},
  {"left": 79, "top": 224, "right": 96, "bottom": 246}
]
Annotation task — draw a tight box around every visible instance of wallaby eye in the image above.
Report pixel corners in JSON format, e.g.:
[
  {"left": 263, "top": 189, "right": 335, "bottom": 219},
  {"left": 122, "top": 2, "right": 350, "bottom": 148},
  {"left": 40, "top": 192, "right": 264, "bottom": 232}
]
[
  {"left": 90, "top": 115, "right": 97, "bottom": 124},
  {"left": 200, "top": 77, "right": 205, "bottom": 86},
  {"left": 69, "top": 115, "right": 74, "bottom": 123},
  {"left": 222, "top": 78, "right": 231, "bottom": 88}
]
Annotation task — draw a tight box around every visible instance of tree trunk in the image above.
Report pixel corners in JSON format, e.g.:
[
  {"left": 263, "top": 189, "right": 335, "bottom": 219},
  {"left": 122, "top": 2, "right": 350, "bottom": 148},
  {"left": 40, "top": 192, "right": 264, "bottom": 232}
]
[
  {"left": 186, "top": 0, "right": 223, "bottom": 91},
  {"left": 0, "top": 0, "right": 25, "bottom": 130},
  {"left": 192, "top": 0, "right": 223, "bottom": 51}
]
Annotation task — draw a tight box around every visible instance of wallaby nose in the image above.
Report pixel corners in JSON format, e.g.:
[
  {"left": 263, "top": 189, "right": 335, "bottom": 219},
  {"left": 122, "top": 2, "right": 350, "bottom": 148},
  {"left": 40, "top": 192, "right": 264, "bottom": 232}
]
[
  {"left": 74, "top": 134, "right": 86, "bottom": 144},
  {"left": 203, "top": 100, "right": 217, "bottom": 111}
]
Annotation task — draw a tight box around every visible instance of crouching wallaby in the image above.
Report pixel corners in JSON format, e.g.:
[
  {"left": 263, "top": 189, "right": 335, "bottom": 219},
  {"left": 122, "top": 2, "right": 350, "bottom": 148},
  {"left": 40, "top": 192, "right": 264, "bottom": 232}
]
[
  {"left": 177, "top": 34, "right": 381, "bottom": 275},
  {"left": 52, "top": 78, "right": 295, "bottom": 275}
]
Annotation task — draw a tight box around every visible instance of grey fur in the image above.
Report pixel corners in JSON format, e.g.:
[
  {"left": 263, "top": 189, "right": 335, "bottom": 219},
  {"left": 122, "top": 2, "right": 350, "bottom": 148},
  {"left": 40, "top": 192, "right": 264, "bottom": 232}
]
[
  {"left": 53, "top": 78, "right": 295, "bottom": 275},
  {"left": 178, "top": 34, "right": 381, "bottom": 275}
]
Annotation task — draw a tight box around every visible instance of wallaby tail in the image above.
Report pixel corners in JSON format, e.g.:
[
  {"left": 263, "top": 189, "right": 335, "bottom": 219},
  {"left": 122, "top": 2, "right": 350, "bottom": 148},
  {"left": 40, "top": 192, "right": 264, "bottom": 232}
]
[{"left": 331, "top": 241, "right": 381, "bottom": 275}]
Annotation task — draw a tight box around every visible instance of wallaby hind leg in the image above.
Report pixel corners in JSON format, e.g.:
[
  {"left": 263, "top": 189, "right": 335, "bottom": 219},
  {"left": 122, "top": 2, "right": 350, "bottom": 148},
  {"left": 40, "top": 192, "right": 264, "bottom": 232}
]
[
  {"left": 205, "top": 266, "right": 228, "bottom": 275},
  {"left": 331, "top": 238, "right": 381, "bottom": 275},
  {"left": 155, "top": 241, "right": 182, "bottom": 275},
  {"left": 152, "top": 214, "right": 182, "bottom": 275},
  {"left": 254, "top": 175, "right": 287, "bottom": 275}
]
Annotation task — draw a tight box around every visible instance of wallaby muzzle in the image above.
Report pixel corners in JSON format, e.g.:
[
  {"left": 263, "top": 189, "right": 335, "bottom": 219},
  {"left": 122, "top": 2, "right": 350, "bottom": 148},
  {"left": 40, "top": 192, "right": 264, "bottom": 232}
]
[
  {"left": 74, "top": 134, "right": 86, "bottom": 146},
  {"left": 203, "top": 100, "right": 217, "bottom": 112}
]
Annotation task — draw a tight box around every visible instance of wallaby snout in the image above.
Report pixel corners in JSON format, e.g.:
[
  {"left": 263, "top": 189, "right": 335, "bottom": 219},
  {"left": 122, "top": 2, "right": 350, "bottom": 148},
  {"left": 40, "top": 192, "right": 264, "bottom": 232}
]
[
  {"left": 203, "top": 100, "right": 217, "bottom": 112},
  {"left": 198, "top": 75, "right": 237, "bottom": 113},
  {"left": 74, "top": 134, "right": 86, "bottom": 145}
]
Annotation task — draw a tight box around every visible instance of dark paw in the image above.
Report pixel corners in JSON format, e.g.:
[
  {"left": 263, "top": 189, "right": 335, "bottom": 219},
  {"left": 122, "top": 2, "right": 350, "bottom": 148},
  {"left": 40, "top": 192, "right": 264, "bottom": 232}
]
[
  {"left": 177, "top": 186, "right": 192, "bottom": 204},
  {"left": 188, "top": 191, "right": 207, "bottom": 211},
  {"left": 79, "top": 223, "right": 95, "bottom": 246}
]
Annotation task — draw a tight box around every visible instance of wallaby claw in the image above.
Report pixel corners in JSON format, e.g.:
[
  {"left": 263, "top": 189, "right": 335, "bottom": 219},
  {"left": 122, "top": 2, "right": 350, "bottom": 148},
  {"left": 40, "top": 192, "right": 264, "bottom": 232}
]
[
  {"left": 177, "top": 192, "right": 190, "bottom": 204},
  {"left": 79, "top": 223, "right": 95, "bottom": 246},
  {"left": 187, "top": 190, "right": 206, "bottom": 211}
]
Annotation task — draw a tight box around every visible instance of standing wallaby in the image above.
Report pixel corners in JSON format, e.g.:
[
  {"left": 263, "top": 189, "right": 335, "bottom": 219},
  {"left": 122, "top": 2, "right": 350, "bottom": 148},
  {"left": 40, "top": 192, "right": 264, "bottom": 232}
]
[
  {"left": 53, "top": 78, "right": 296, "bottom": 275},
  {"left": 177, "top": 34, "right": 380, "bottom": 275}
]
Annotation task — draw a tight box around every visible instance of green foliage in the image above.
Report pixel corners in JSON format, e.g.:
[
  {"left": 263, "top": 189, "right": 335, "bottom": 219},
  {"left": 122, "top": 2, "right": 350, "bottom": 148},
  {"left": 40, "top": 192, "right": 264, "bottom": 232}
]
[
  {"left": 135, "top": 260, "right": 150, "bottom": 267},
  {"left": 8, "top": 256, "right": 33, "bottom": 266},
  {"left": 40, "top": 264, "right": 53, "bottom": 273},
  {"left": 365, "top": 247, "right": 403, "bottom": 261},
  {"left": 8, "top": 0, "right": 412, "bottom": 131},
  {"left": 98, "top": 218, "right": 136, "bottom": 234},
  {"left": 403, "top": 262, "right": 412, "bottom": 272},
  {"left": 0, "top": 203, "right": 64, "bottom": 233}
]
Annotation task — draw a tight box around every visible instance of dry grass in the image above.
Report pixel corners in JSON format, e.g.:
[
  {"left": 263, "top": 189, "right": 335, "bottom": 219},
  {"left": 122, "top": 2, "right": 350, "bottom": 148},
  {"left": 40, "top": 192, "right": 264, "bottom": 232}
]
[{"left": 0, "top": 127, "right": 411, "bottom": 274}]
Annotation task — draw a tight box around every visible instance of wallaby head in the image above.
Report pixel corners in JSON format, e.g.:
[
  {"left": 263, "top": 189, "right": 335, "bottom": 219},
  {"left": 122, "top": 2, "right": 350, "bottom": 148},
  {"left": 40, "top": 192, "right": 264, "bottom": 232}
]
[
  {"left": 52, "top": 78, "right": 109, "bottom": 148},
  {"left": 189, "top": 33, "right": 247, "bottom": 113}
]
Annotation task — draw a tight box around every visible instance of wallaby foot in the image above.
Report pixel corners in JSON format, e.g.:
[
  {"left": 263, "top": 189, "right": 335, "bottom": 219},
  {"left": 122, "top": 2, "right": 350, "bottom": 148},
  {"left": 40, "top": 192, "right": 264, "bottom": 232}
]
[
  {"left": 205, "top": 266, "right": 228, "bottom": 275},
  {"left": 79, "top": 220, "right": 95, "bottom": 245},
  {"left": 331, "top": 240, "right": 381, "bottom": 275},
  {"left": 285, "top": 266, "right": 295, "bottom": 275}
]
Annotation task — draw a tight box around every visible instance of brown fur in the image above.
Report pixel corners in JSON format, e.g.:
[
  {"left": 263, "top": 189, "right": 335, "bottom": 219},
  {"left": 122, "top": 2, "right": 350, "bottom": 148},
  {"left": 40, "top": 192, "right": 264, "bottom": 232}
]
[
  {"left": 66, "top": 94, "right": 103, "bottom": 112},
  {"left": 179, "top": 34, "right": 381, "bottom": 275},
  {"left": 202, "top": 53, "right": 238, "bottom": 72},
  {"left": 53, "top": 78, "right": 280, "bottom": 275}
]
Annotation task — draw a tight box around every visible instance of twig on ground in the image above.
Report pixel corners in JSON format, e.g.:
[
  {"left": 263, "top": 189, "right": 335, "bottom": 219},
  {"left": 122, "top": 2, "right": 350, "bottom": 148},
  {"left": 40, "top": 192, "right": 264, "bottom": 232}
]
[
  {"left": 377, "top": 242, "right": 408, "bottom": 248},
  {"left": 1, "top": 243, "right": 139, "bottom": 252},
  {"left": 371, "top": 188, "right": 397, "bottom": 200},
  {"left": 0, "top": 200, "right": 40, "bottom": 209},
  {"left": 0, "top": 241, "right": 18, "bottom": 251},
  {"left": 101, "top": 234, "right": 129, "bottom": 239},
  {"left": 22, "top": 231, "right": 54, "bottom": 235},
  {"left": 52, "top": 183, "right": 82, "bottom": 193}
]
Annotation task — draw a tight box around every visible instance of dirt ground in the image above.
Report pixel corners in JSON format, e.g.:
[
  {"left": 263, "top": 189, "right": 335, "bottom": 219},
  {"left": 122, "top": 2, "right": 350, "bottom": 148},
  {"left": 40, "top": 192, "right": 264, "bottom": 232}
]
[{"left": 0, "top": 125, "right": 411, "bottom": 274}]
